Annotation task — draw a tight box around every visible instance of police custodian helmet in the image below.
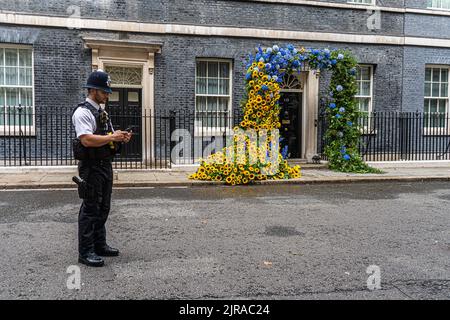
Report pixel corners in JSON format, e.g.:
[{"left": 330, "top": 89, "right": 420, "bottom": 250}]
[{"left": 83, "top": 69, "right": 113, "bottom": 94}]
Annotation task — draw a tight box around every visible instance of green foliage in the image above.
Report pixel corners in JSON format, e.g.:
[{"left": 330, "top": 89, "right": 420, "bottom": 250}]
[{"left": 324, "top": 50, "right": 381, "bottom": 174}]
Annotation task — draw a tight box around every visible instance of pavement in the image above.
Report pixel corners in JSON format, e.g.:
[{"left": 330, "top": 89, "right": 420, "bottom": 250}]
[
  {"left": 2, "top": 161, "right": 450, "bottom": 189},
  {"left": 0, "top": 181, "right": 448, "bottom": 299}
]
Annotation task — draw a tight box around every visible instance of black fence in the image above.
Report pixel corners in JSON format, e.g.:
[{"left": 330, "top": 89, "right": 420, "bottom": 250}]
[
  {"left": 0, "top": 106, "right": 244, "bottom": 168},
  {"left": 318, "top": 111, "right": 450, "bottom": 161},
  {"left": 5, "top": 108, "right": 450, "bottom": 167}
]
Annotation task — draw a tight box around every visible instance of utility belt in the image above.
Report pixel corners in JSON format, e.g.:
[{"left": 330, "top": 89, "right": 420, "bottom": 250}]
[{"left": 80, "top": 158, "right": 113, "bottom": 167}]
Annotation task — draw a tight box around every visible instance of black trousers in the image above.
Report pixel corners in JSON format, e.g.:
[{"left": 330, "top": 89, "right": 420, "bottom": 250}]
[{"left": 78, "top": 160, "right": 113, "bottom": 256}]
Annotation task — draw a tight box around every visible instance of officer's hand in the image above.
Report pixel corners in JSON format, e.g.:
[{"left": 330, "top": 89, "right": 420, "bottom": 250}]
[
  {"left": 110, "top": 130, "right": 126, "bottom": 142},
  {"left": 123, "top": 131, "right": 132, "bottom": 143}
]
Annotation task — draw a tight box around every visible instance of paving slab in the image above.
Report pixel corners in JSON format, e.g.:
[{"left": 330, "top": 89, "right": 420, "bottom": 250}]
[{"left": 1, "top": 165, "right": 450, "bottom": 189}]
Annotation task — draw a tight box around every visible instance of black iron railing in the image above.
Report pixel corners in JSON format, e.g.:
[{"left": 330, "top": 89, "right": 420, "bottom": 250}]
[
  {"left": 318, "top": 111, "right": 450, "bottom": 161},
  {"left": 6, "top": 108, "right": 450, "bottom": 167},
  {"left": 0, "top": 106, "right": 244, "bottom": 168}
]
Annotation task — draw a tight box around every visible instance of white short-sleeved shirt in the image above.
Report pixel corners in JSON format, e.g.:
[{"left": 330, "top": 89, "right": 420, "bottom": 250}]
[{"left": 72, "top": 98, "right": 113, "bottom": 138}]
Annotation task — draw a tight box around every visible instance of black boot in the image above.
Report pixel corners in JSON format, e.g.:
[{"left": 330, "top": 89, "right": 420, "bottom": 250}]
[
  {"left": 95, "top": 244, "right": 120, "bottom": 257},
  {"left": 78, "top": 252, "right": 105, "bottom": 267}
]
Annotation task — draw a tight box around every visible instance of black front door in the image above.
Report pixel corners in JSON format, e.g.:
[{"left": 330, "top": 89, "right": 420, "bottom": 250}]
[
  {"left": 106, "top": 88, "right": 142, "bottom": 160},
  {"left": 279, "top": 92, "right": 302, "bottom": 159}
]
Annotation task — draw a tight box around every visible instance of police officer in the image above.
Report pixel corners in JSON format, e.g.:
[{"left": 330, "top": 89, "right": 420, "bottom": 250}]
[{"left": 72, "top": 70, "right": 132, "bottom": 267}]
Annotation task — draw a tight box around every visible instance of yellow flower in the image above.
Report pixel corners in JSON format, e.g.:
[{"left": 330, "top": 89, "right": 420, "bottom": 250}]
[{"left": 257, "top": 61, "right": 265, "bottom": 69}]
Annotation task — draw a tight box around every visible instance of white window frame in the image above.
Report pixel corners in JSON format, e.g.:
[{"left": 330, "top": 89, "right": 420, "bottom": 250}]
[
  {"left": 423, "top": 65, "right": 450, "bottom": 135},
  {"left": 0, "top": 44, "right": 35, "bottom": 136},
  {"left": 195, "top": 58, "right": 233, "bottom": 136},
  {"left": 355, "top": 64, "right": 374, "bottom": 134},
  {"left": 347, "top": 0, "right": 375, "bottom": 5},
  {"left": 427, "top": 0, "right": 450, "bottom": 11}
]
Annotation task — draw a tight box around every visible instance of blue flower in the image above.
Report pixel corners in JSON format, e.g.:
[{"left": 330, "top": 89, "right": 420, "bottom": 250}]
[
  {"left": 287, "top": 44, "right": 294, "bottom": 51},
  {"left": 336, "top": 85, "right": 343, "bottom": 92},
  {"left": 266, "top": 47, "right": 273, "bottom": 54},
  {"left": 272, "top": 75, "right": 278, "bottom": 82},
  {"left": 347, "top": 121, "right": 353, "bottom": 126},
  {"left": 281, "top": 144, "right": 289, "bottom": 159},
  {"left": 262, "top": 85, "right": 269, "bottom": 91},
  {"left": 329, "top": 103, "right": 336, "bottom": 109},
  {"left": 331, "top": 59, "right": 337, "bottom": 65},
  {"left": 337, "top": 53, "right": 344, "bottom": 60},
  {"left": 349, "top": 68, "right": 357, "bottom": 75},
  {"left": 329, "top": 91, "right": 334, "bottom": 97},
  {"left": 339, "top": 107, "right": 345, "bottom": 113},
  {"left": 292, "top": 60, "right": 300, "bottom": 68},
  {"left": 273, "top": 45, "right": 279, "bottom": 52},
  {"left": 335, "top": 114, "right": 342, "bottom": 119},
  {"left": 343, "top": 154, "right": 351, "bottom": 161},
  {"left": 265, "top": 63, "right": 272, "bottom": 70},
  {"left": 259, "top": 57, "right": 265, "bottom": 63},
  {"left": 246, "top": 73, "right": 252, "bottom": 80}
]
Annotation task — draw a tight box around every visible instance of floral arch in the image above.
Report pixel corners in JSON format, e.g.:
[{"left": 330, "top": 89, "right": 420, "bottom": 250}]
[{"left": 189, "top": 44, "right": 378, "bottom": 185}]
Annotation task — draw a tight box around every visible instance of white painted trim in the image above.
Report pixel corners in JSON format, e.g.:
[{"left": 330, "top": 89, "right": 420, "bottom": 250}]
[
  {"left": 250, "top": 0, "right": 402, "bottom": 12},
  {"left": 367, "top": 160, "right": 450, "bottom": 168},
  {"left": 245, "top": 0, "right": 450, "bottom": 16},
  {"left": 1, "top": 12, "right": 450, "bottom": 48}
]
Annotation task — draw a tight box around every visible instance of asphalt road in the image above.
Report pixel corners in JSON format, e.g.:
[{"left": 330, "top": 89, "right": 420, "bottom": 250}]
[{"left": 0, "top": 182, "right": 448, "bottom": 300}]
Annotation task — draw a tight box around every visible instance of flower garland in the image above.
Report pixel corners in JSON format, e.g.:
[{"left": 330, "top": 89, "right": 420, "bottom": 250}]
[{"left": 189, "top": 44, "right": 377, "bottom": 185}]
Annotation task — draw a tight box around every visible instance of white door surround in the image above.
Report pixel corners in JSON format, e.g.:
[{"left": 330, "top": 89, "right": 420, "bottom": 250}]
[
  {"left": 83, "top": 38, "right": 162, "bottom": 164},
  {"left": 279, "top": 71, "right": 320, "bottom": 162}
]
